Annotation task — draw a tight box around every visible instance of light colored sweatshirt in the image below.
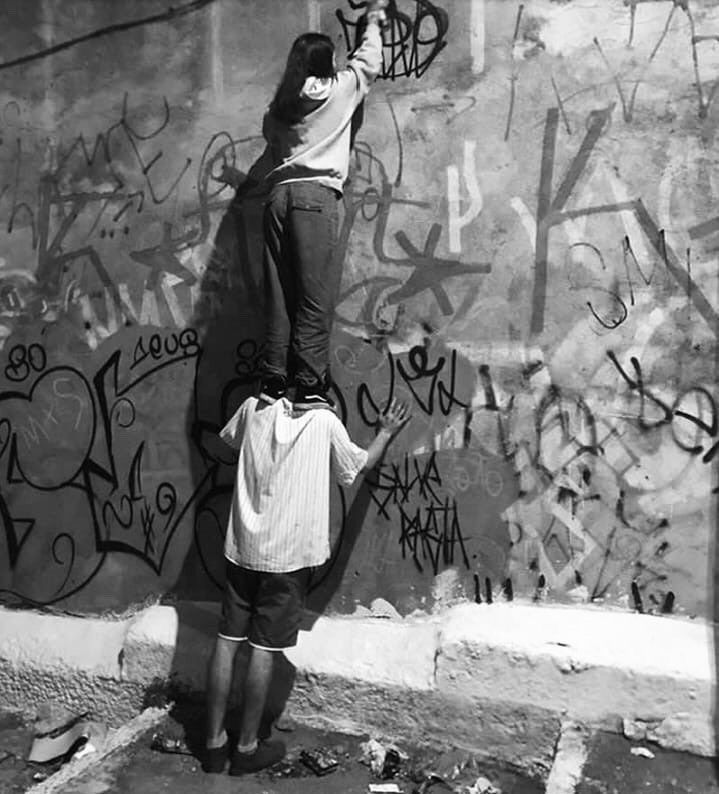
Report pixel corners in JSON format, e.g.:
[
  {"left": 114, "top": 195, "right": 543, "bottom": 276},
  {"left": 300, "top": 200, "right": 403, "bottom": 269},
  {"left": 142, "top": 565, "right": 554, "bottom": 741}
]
[{"left": 263, "top": 20, "right": 383, "bottom": 195}]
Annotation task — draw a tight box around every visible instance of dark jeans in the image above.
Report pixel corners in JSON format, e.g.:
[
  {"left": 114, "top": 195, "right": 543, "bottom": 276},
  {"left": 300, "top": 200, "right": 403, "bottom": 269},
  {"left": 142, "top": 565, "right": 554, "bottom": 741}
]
[{"left": 261, "top": 181, "right": 341, "bottom": 388}]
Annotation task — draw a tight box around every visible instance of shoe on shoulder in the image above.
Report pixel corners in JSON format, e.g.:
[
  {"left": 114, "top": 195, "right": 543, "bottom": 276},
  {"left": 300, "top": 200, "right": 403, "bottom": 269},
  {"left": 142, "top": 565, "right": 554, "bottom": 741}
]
[
  {"left": 293, "top": 384, "right": 335, "bottom": 411},
  {"left": 258, "top": 376, "right": 288, "bottom": 404}
]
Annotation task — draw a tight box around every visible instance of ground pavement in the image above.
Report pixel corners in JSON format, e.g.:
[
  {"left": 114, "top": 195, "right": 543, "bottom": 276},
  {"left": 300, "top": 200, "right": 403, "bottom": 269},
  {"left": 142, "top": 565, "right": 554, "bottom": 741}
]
[{"left": 1, "top": 705, "right": 718, "bottom": 793}]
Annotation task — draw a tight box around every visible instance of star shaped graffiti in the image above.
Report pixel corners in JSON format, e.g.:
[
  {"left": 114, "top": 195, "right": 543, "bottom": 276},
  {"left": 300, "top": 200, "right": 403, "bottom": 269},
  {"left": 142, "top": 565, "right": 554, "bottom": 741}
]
[
  {"left": 130, "top": 222, "right": 197, "bottom": 290},
  {"left": 386, "top": 223, "right": 491, "bottom": 314}
]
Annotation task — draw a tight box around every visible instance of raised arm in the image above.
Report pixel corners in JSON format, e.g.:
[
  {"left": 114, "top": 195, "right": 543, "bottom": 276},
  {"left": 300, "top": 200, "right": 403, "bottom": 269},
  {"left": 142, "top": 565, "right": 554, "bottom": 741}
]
[
  {"left": 362, "top": 398, "right": 411, "bottom": 472},
  {"left": 346, "top": 0, "right": 388, "bottom": 95}
]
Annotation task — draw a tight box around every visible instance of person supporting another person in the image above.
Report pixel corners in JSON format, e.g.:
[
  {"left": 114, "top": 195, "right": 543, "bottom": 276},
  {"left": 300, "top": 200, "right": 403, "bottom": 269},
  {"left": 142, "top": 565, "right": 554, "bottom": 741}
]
[
  {"left": 203, "top": 395, "right": 410, "bottom": 775},
  {"left": 259, "top": 0, "right": 389, "bottom": 409}
]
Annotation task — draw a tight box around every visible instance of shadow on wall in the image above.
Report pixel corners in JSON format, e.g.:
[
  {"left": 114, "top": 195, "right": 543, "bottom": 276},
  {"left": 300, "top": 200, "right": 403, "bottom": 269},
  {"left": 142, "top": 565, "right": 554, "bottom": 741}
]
[{"left": 171, "top": 150, "right": 270, "bottom": 603}]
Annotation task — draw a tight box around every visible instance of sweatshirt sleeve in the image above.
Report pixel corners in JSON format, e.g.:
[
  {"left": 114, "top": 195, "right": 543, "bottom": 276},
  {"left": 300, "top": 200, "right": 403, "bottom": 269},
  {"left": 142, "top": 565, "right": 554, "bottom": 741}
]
[{"left": 345, "top": 18, "right": 383, "bottom": 98}]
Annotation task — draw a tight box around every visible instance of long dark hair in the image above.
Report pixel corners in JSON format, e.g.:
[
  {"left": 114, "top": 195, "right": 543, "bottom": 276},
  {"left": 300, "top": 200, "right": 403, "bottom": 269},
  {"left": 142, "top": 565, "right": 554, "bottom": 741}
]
[{"left": 268, "top": 33, "right": 335, "bottom": 125}]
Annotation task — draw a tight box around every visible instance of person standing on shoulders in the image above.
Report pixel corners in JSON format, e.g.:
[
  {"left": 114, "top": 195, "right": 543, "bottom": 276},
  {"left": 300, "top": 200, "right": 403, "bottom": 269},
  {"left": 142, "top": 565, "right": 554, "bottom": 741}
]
[{"left": 259, "top": 0, "right": 389, "bottom": 410}]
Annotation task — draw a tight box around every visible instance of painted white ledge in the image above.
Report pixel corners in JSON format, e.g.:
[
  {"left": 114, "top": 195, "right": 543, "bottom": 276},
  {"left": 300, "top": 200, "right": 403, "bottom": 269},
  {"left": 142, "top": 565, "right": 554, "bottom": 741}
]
[
  {"left": 438, "top": 602, "right": 712, "bottom": 680},
  {"left": 0, "top": 608, "right": 128, "bottom": 678},
  {"left": 286, "top": 614, "right": 440, "bottom": 691},
  {"left": 0, "top": 600, "right": 714, "bottom": 755},
  {"left": 434, "top": 602, "right": 714, "bottom": 755}
]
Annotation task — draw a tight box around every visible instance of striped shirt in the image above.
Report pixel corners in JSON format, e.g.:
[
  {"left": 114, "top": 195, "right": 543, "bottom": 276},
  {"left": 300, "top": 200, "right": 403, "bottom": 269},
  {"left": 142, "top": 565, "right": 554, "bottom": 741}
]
[{"left": 219, "top": 397, "right": 368, "bottom": 572}]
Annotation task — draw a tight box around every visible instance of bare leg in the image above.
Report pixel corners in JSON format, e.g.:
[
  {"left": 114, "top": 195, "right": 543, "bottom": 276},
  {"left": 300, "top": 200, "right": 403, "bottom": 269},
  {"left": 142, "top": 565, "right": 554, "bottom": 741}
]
[
  {"left": 206, "top": 636, "right": 240, "bottom": 747},
  {"left": 238, "top": 646, "right": 274, "bottom": 747}
]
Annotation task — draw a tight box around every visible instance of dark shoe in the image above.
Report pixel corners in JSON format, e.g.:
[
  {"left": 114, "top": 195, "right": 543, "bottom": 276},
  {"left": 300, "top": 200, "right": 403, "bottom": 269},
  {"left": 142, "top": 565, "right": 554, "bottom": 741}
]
[
  {"left": 202, "top": 741, "right": 229, "bottom": 774},
  {"left": 259, "top": 376, "right": 287, "bottom": 404},
  {"left": 258, "top": 716, "right": 273, "bottom": 742},
  {"left": 294, "top": 384, "right": 334, "bottom": 411},
  {"left": 229, "top": 739, "right": 286, "bottom": 775}
]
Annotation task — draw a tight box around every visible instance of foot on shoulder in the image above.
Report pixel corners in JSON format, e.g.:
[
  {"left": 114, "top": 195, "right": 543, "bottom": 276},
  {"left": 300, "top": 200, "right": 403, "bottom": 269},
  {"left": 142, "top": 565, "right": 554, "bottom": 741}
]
[
  {"left": 258, "top": 376, "right": 288, "bottom": 404},
  {"left": 293, "top": 384, "right": 335, "bottom": 411}
]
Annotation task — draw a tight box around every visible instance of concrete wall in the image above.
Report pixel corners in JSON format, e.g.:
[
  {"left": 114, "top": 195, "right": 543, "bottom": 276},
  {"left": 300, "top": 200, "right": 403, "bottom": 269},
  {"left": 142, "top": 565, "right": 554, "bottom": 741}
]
[{"left": 0, "top": 0, "right": 716, "bottom": 617}]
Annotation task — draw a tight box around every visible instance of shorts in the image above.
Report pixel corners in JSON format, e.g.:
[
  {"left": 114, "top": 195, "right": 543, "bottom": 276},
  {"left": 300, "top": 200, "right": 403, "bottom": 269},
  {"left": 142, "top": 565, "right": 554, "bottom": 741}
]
[{"left": 218, "top": 561, "right": 311, "bottom": 651}]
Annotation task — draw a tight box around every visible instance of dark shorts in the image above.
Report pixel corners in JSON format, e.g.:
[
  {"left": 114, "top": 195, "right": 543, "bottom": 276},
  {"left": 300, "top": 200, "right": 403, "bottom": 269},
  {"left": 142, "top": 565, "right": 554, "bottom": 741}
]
[{"left": 218, "top": 561, "right": 311, "bottom": 651}]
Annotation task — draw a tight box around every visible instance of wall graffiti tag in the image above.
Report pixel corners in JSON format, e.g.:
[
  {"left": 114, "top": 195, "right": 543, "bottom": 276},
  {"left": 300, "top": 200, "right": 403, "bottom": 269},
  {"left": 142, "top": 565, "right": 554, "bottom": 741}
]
[{"left": 337, "top": 0, "right": 449, "bottom": 80}]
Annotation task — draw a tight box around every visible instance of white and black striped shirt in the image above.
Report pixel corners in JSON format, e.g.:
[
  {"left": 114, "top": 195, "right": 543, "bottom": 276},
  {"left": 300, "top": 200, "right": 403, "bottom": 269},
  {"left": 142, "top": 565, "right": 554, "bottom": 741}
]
[{"left": 219, "top": 397, "right": 368, "bottom": 572}]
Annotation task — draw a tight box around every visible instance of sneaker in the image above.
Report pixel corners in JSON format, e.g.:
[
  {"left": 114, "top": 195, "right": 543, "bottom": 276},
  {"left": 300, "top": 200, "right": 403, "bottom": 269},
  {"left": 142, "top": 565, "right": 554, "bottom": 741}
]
[
  {"left": 258, "top": 715, "right": 273, "bottom": 741},
  {"left": 202, "top": 740, "right": 230, "bottom": 774},
  {"left": 258, "top": 376, "right": 287, "bottom": 404},
  {"left": 294, "top": 385, "right": 334, "bottom": 411},
  {"left": 229, "top": 739, "right": 286, "bottom": 775}
]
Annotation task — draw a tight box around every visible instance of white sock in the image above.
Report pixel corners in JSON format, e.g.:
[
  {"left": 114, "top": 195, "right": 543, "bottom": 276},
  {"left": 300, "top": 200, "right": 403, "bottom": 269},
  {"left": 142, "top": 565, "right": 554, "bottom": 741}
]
[
  {"left": 236, "top": 739, "right": 258, "bottom": 754},
  {"left": 206, "top": 729, "right": 227, "bottom": 750}
]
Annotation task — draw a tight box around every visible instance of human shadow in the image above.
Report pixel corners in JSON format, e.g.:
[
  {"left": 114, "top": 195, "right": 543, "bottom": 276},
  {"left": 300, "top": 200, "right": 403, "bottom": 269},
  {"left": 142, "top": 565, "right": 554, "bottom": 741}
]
[
  {"left": 160, "top": 143, "right": 286, "bottom": 749},
  {"left": 304, "top": 471, "right": 381, "bottom": 624},
  {"left": 174, "top": 145, "right": 271, "bottom": 602}
]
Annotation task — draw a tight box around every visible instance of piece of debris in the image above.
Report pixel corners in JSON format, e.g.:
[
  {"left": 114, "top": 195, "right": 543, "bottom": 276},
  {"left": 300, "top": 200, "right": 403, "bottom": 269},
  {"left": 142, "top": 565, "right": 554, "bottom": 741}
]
[
  {"left": 360, "top": 739, "right": 387, "bottom": 776},
  {"left": 268, "top": 759, "right": 306, "bottom": 779},
  {"left": 383, "top": 747, "right": 406, "bottom": 779},
  {"left": 370, "top": 598, "right": 402, "bottom": 620},
  {"left": 466, "top": 775, "right": 502, "bottom": 794},
  {"left": 630, "top": 746, "right": 655, "bottom": 759},
  {"left": 622, "top": 717, "right": 661, "bottom": 742},
  {"left": 28, "top": 711, "right": 106, "bottom": 765},
  {"left": 150, "top": 733, "right": 192, "bottom": 755},
  {"left": 299, "top": 748, "right": 339, "bottom": 776},
  {"left": 24, "top": 707, "right": 167, "bottom": 794},
  {"left": 411, "top": 774, "right": 455, "bottom": 794},
  {"left": 369, "top": 784, "right": 403, "bottom": 793},
  {"left": 622, "top": 718, "right": 647, "bottom": 741},
  {"left": 360, "top": 739, "right": 409, "bottom": 778},
  {"left": 71, "top": 740, "right": 96, "bottom": 761},
  {"left": 430, "top": 749, "right": 473, "bottom": 781},
  {"left": 566, "top": 584, "right": 589, "bottom": 604}
]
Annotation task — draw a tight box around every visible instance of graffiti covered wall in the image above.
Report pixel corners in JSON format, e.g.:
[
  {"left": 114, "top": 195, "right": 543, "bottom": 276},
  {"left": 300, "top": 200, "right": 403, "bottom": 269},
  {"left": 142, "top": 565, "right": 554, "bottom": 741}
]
[{"left": 0, "top": 0, "right": 716, "bottom": 617}]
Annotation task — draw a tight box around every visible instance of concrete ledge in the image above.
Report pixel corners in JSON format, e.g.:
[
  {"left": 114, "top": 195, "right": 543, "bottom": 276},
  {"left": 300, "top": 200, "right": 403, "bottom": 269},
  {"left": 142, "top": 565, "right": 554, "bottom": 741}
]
[
  {"left": 0, "top": 600, "right": 714, "bottom": 762},
  {"left": 287, "top": 614, "right": 439, "bottom": 690},
  {"left": 122, "top": 605, "right": 178, "bottom": 685},
  {"left": 0, "top": 608, "right": 128, "bottom": 677},
  {"left": 435, "top": 603, "right": 715, "bottom": 757}
]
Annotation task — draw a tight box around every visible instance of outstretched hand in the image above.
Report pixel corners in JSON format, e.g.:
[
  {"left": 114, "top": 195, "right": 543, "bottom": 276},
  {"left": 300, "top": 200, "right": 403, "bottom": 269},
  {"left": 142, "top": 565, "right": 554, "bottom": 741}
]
[
  {"left": 362, "top": 398, "right": 411, "bottom": 472},
  {"left": 378, "top": 399, "right": 411, "bottom": 435}
]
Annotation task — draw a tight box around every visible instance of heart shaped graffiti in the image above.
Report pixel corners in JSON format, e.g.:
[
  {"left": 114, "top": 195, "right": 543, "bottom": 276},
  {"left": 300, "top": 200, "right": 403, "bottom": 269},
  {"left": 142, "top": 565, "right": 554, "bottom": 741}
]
[{"left": 0, "top": 367, "right": 95, "bottom": 489}]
